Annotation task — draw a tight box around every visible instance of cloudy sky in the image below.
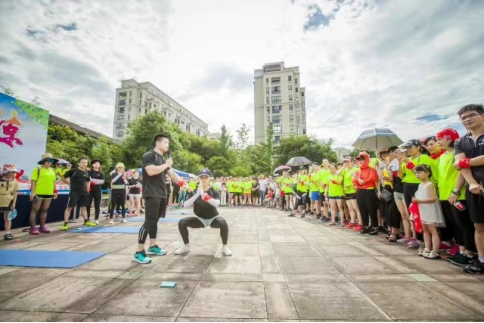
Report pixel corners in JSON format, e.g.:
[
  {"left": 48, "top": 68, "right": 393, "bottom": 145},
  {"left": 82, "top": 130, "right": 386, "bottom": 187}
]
[{"left": 1, "top": 0, "right": 482, "bottom": 147}]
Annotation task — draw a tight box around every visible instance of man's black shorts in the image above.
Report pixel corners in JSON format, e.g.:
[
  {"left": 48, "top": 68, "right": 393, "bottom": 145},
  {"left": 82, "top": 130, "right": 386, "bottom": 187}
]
[
  {"left": 68, "top": 192, "right": 89, "bottom": 208},
  {"left": 466, "top": 187, "right": 484, "bottom": 224}
]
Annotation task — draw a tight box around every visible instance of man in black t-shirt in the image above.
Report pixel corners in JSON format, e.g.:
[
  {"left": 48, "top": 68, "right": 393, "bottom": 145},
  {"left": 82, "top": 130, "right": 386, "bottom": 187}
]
[
  {"left": 134, "top": 134, "right": 187, "bottom": 264},
  {"left": 61, "top": 157, "right": 97, "bottom": 230},
  {"left": 454, "top": 104, "right": 484, "bottom": 275}
]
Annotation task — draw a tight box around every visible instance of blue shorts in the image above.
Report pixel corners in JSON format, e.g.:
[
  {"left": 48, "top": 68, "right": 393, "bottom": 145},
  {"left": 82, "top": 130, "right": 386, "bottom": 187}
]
[{"left": 311, "top": 191, "right": 320, "bottom": 201}]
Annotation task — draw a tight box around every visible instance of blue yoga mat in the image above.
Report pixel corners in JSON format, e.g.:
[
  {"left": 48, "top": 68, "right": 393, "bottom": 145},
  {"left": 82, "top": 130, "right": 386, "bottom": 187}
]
[
  {"left": 70, "top": 226, "right": 140, "bottom": 234},
  {"left": 127, "top": 218, "right": 180, "bottom": 223},
  {"left": 0, "top": 250, "right": 107, "bottom": 268}
]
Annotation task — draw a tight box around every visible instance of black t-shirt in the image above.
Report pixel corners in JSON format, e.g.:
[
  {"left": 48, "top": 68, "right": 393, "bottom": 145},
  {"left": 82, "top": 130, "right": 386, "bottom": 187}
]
[
  {"left": 128, "top": 178, "right": 142, "bottom": 194},
  {"left": 141, "top": 150, "right": 167, "bottom": 199},
  {"left": 64, "top": 169, "right": 90, "bottom": 194},
  {"left": 392, "top": 175, "right": 404, "bottom": 193},
  {"left": 188, "top": 187, "right": 220, "bottom": 219},
  {"left": 455, "top": 133, "right": 484, "bottom": 184},
  {"left": 88, "top": 170, "right": 105, "bottom": 190}
]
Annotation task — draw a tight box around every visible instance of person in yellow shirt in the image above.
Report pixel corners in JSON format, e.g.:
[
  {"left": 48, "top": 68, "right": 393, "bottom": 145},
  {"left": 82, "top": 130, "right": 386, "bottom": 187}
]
[
  {"left": 325, "top": 164, "right": 344, "bottom": 225},
  {"left": 282, "top": 172, "right": 294, "bottom": 212},
  {"left": 232, "top": 178, "right": 243, "bottom": 206},
  {"left": 243, "top": 178, "right": 253, "bottom": 206},
  {"left": 340, "top": 157, "right": 361, "bottom": 228},
  {"left": 318, "top": 159, "right": 331, "bottom": 222},
  {"left": 276, "top": 173, "right": 286, "bottom": 210},
  {"left": 309, "top": 163, "right": 322, "bottom": 218},
  {"left": 291, "top": 166, "right": 310, "bottom": 217},
  {"left": 29, "top": 153, "right": 59, "bottom": 235}
]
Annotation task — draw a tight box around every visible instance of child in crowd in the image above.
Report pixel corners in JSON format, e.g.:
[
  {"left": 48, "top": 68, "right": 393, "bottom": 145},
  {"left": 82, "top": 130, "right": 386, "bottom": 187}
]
[
  {"left": 0, "top": 165, "right": 19, "bottom": 240},
  {"left": 275, "top": 186, "right": 281, "bottom": 209},
  {"left": 221, "top": 182, "right": 227, "bottom": 206},
  {"left": 413, "top": 164, "right": 446, "bottom": 259}
]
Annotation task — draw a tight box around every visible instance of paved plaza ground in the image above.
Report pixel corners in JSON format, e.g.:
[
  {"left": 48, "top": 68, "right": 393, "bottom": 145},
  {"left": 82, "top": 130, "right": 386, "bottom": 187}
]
[{"left": 1, "top": 207, "right": 484, "bottom": 322}]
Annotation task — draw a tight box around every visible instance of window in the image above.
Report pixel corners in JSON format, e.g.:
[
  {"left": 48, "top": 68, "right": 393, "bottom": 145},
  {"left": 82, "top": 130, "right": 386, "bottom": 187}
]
[
  {"left": 128, "top": 114, "right": 130, "bottom": 120},
  {"left": 296, "top": 97, "right": 299, "bottom": 102},
  {"left": 296, "top": 87, "right": 298, "bottom": 93},
  {"left": 119, "top": 92, "right": 127, "bottom": 98},
  {"left": 272, "top": 86, "right": 281, "bottom": 94},
  {"left": 266, "top": 87, "right": 269, "bottom": 94},
  {"left": 271, "top": 77, "right": 281, "bottom": 83},
  {"left": 297, "top": 126, "right": 300, "bottom": 134},
  {"left": 117, "top": 115, "right": 125, "bottom": 120},
  {"left": 266, "top": 97, "right": 269, "bottom": 104},
  {"left": 129, "top": 98, "right": 131, "bottom": 104},
  {"left": 289, "top": 105, "right": 293, "bottom": 111},
  {"left": 289, "top": 114, "right": 294, "bottom": 121},
  {"left": 288, "top": 75, "right": 292, "bottom": 81},
  {"left": 271, "top": 96, "right": 281, "bottom": 103},
  {"left": 267, "top": 116, "right": 270, "bottom": 123},
  {"left": 272, "top": 105, "right": 282, "bottom": 113},
  {"left": 303, "top": 128, "right": 306, "bottom": 135},
  {"left": 129, "top": 91, "right": 132, "bottom": 97},
  {"left": 274, "top": 136, "right": 280, "bottom": 144},
  {"left": 295, "top": 78, "right": 298, "bottom": 84},
  {"left": 289, "top": 95, "right": 292, "bottom": 101},
  {"left": 145, "top": 109, "right": 148, "bottom": 114},
  {"left": 297, "top": 116, "right": 300, "bottom": 123},
  {"left": 290, "top": 125, "right": 294, "bottom": 132},
  {"left": 140, "top": 92, "right": 142, "bottom": 98},
  {"left": 266, "top": 78, "right": 269, "bottom": 84},
  {"left": 117, "top": 131, "right": 124, "bottom": 138},
  {"left": 272, "top": 115, "right": 282, "bottom": 124},
  {"left": 118, "top": 99, "right": 126, "bottom": 106},
  {"left": 296, "top": 107, "right": 299, "bottom": 113},
  {"left": 266, "top": 107, "right": 270, "bottom": 113},
  {"left": 273, "top": 125, "right": 282, "bottom": 133},
  {"left": 118, "top": 108, "right": 125, "bottom": 114},
  {"left": 116, "top": 123, "right": 124, "bottom": 129},
  {"left": 288, "top": 84, "right": 292, "bottom": 90}
]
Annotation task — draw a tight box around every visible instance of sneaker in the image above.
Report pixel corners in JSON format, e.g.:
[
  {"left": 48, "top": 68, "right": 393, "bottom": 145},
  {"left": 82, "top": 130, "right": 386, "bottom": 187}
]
[
  {"left": 322, "top": 217, "right": 331, "bottom": 223},
  {"left": 439, "top": 242, "right": 451, "bottom": 250},
  {"left": 388, "top": 235, "right": 397, "bottom": 242},
  {"left": 316, "top": 214, "right": 321, "bottom": 219},
  {"left": 39, "top": 226, "right": 50, "bottom": 233},
  {"left": 447, "top": 245, "right": 460, "bottom": 256},
  {"left": 133, "top": 250, "right": 152, "bottom": 264},
  {"left": 288, "top": 213, "right": 295, "bottom": 217},
  {"left": 175, "top": 244, "right": 191, "bottom": 255},
  {"left": 328, "top": 222, "right": 336, "bottom": 226},
  {"left": 29, "top": 227, "right": 40, "bottom": 235},
  {"left": 418, "top": 248, "right": 430, "bottom": 257},
  {"left": 85, "top": 221, "right": 97, "bottom": 227},
  {"left": 4, "top": 233, "right": 13, "bottom": 241},
  {"left": 448, "top": 253, "right": 472, "bottom": 267},
  {"left": 463, "top": 259, "right": 484, "bottom": 274},
  {"left": 353, "top": 224, "right": 364, "bottom": 232},
  {"left": 397, "top": 236, "right": 410, "bottom": 244},
  {"left": 147, "top": 245, "right": 167, "bottom": 256},
  {"left": 222, "top": 245, "right": 232, "bottom": 256},
  {"left": 369, "top": 227, "right": 378, "bottom": 236},
  {"left": 109, "top": 219, "right": 114, "bottom": 224},
  {"left": 360, "top": 227, "right": 370, "bottom": 234},
  {"left": 424, "top": 251, "right": 441, "bottom": 259},
  {"left": 407, "top": 239, "right": 420, "bottom": 249},
  {"left": 61, "top": 224, "right": 69, "bottom": 231},
  {"left": 378, "top": 226, "right": 388, "bottom": 234},
  {"left": 95, "top": 220, "right": 99, "bottom": 225},
  {"left": 346, "top": 223, "right": 355, "bottom": 229},
  {"left": 122, "top": 218, "right": 128, "bottom": 223}
]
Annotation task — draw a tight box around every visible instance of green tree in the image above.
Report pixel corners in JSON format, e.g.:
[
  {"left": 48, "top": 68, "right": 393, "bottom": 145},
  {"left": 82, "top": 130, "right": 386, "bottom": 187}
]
[
  {"left": 207, "top": 156, "right": 233, "bottom": 177},
  {"left": 219, "top": 124, "right": 233, "bottom": 157},
  {"left": 265, "top": 122, "right": 275, "bottom": 173},
  {"left": 235, "top": 123, "right": 250, "bottom": 151},
  {"left": 276, "top": 135, "right": 337, "bottom": 165}
]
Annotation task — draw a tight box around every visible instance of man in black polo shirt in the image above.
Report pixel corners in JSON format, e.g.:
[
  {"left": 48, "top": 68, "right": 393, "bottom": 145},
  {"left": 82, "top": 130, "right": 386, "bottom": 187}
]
[
  {"left": 134, "top": 133, "right": 187, "bottom": 264},
  {"left": 454, "top": 104, "right": 484, "bottom": 274}
]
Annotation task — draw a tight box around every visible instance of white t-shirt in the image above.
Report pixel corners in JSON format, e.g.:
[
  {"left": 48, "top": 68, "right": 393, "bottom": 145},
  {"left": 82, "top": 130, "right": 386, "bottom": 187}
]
[{"left": 259, "top": 179, "right": 267, "bottom": 191}]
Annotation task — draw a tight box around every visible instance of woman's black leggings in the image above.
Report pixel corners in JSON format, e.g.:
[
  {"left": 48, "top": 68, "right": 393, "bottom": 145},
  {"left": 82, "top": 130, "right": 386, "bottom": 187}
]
[
  {"left": 178, "top": 216, "right": 229, "bottom": 244},
  {"left": 109, "top": 189, "right": 126, "bottom": 219},
  {"left": 138, "top": 197, "right": 167, "bottom": 244},
  {"left": 87, "top": 187, "right": 102, "bottom": 221},
  {"left": 441, "top": 200, "right": 476, "bottom": 252},
  {"left": 356, "top": 189, "right": 378, "bottom": 228},
  {"left": 172, "top": 191, "right": 180, "bottom": 205}
]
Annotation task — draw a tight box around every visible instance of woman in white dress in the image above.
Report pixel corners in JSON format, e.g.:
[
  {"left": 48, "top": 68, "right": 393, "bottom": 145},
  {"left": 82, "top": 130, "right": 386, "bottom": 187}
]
[{"left": 412, "top": 164, "right": 446, "bottom": 259}]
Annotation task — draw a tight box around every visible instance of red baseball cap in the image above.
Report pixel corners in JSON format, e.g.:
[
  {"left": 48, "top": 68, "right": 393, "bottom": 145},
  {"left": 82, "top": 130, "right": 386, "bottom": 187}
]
[{"left": 436, "top": 128, "right": 459, "bottom": 141}]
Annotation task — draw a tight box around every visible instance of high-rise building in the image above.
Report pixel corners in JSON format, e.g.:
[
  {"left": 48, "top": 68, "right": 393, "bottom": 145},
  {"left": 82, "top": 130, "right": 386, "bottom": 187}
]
[
  {"left": 254, "top": 62, "right": 306, "bottom": 145},
  {"left": 113, "top": 79, "right": 209, "bottom": 140}
]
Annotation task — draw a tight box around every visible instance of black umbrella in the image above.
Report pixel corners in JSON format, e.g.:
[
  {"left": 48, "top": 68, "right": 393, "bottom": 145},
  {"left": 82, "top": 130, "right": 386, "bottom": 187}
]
[{"left": 286, "top": 156, "right": 312, "bottom": 167}]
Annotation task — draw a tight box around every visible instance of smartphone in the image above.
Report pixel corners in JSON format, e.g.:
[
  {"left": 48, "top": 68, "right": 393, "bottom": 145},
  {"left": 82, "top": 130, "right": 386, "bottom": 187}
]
[{"left": 159, "top": 281, "right": 177, "bottom": 288}]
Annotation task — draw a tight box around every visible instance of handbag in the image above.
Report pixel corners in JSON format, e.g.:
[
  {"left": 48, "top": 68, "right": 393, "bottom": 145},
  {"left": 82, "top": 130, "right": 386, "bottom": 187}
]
[{"left": 381, "top": 189, "right": 393, "bottom": 202}]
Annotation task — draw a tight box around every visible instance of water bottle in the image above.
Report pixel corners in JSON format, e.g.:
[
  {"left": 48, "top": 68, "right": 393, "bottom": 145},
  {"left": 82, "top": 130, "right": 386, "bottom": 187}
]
[{"left": 453, "top": 202, "right": 466, "bottom": 211}]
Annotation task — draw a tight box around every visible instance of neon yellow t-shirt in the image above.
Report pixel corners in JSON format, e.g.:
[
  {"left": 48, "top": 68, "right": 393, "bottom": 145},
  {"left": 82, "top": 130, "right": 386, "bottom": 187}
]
[
  {"left": 369, "top": 158, "right": 381, "bottom": 169},
  {"left": 188, "top": 182, "right": 197, "bottom": 190},
  {"left": 309, "top": 173, "right": 320, "bottom": 192},
  {"left": 243, "top": 181, "right": 252, "bottom": 194},
  {"left": 282, "top": 178, "right": 294, "bottom": 194},
  {"left": 438, "top": 151, "right": 465, "bottom": 200},
  {"left": 327, "top": 174, "right": 344, "bottom": 197},
  {"left": 296, "top": 174, "right": 309, "bottom": 193},
  {"left": 233, "top": 182, "right": 243, "bottom": 193},
  {"left": 428, "top": 157, "right": 440, "bottom": 185},
  {"left": 31, "top": 167, "right": 56, "bottom": 195},
  {"left": 382, "top": 169, "right": 393, "bottom": 188},
  {"left": 318, "top": 169, "right": 330, "bottom": 193},
  {"left": 227, "top": 181, "right": 234, "bottom": 193},
  {"left": 402, "top": 154, "right": 432, "bottom": 184},
  {"left": 343, "top": 167, "right": 358, "bottom": 194}
]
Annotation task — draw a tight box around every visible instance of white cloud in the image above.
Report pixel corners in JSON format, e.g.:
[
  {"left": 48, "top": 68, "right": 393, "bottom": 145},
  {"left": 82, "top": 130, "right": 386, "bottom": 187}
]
[{"left": 0, "top": 0, "right": 482, "bottom": 149}]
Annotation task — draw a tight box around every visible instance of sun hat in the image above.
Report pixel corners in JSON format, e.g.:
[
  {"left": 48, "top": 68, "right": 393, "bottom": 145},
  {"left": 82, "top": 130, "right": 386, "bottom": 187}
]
[
  {"left": 116, "top": 162, "right": 125, "bottom": 169},
  {"left": 37, "top": 153, "right": 59, "bottom": 165}
]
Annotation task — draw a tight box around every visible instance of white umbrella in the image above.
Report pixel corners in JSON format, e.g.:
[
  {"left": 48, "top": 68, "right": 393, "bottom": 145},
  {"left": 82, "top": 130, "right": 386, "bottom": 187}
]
[{"left": 352, "top": 128, "right": 403, "bottom": 152}]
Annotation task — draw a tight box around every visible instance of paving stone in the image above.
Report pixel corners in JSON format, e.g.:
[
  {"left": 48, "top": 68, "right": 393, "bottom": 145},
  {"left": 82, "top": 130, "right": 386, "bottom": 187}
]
[
  {"left": 278, "top": 256, "right": 338, "bottom": 274},
  {"left": 176, "top": 318, "right": 268, "bottom": 322},
  {"left": 180, "top": 281, "right": 267, "bottom": 319},
  {"left": 54, "top": 313, "right": 89, "bottom": 321},
  {"left": 0, "top": 274, "right": 54, "bottom": 303},
  {"left": 349, "top": 274, "right": 414, "bottom": 282},
  {"left": 328, "top": 256, "right": 400, "bottom": 274},
  {"left": 356, "top": 282, "right": 481, "bottom": 321},
  {"left": 265, "top": 282, "right": 299, "bottom": 320},
  {"left": 272, "top": 243, "right": 322, "bottom": 257},
  {"left": 151, "top": 255, "right": 213, "bottom": 273},
  {"left": 0, "top": 267, "right": 20, "bottom": 275},
  {"left": 206, "top": 256, "right": 262, "bottom": 274},
  {"left": 263, "top": 273, "right": 286, "bottom": 282},
  {"left": 63, "top": 269, "right": 125, "bottom": 279},
  {"left": 5, "top": 267, "right": 69, "bottom": 277},
  {"left": 78, "top": 254, "right": 138, "bottom": 271},
  {"left": 407, "top": 273, "right": 437, "bottom": 282},
  {"left": 201, "top": 273, "right": 263, "bottom": 281},
  {"left": 0, "top": 310, "right": 59, "bottom": 322},
  {"left": 84, "top": 314, "right": 177, "bottom": 321},
  {"left": 284, "top": 273, "right": 350, "bottom": 283},
  {"left": 429, "top": 273, "right": 484, "bottom": 282},
  {"left": 311, "top": 244, "right": 369, "bottom": 256},
  {"left": 139, "top": 272, "right": 203, "bottom": 281},
  {"left": 363, "top": 243, "right": 417, "bottom": 256},
  {"left": 214, "top": 243, "right": 260, "bottom": 257},
  {"left": 394, "top": 256, "right": 463, "bottom": 274},
  {"left": 262, "top": 256, "right": 282, "bottom": 273}
]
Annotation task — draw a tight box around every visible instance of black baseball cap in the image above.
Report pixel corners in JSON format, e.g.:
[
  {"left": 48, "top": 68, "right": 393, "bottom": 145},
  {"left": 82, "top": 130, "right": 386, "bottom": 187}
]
[
  {"left": 198, "top": 168, "right": 212, "bottom": 177},
  {"left": 402, "top": 139, "right": 421, "bottom": 148}
]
